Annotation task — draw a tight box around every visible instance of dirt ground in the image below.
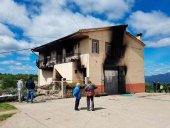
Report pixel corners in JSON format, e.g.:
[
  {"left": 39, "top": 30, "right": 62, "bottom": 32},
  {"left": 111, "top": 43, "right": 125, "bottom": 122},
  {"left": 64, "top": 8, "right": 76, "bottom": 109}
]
[{"left": 1, "top": 93, "right": 170, "bottom": 128}]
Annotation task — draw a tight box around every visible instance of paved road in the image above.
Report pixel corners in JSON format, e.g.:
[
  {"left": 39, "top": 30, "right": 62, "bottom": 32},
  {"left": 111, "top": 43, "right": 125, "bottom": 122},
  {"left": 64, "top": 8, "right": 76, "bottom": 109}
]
[{"left": 2, "top": 93, "right": 170, "bottom": 128}]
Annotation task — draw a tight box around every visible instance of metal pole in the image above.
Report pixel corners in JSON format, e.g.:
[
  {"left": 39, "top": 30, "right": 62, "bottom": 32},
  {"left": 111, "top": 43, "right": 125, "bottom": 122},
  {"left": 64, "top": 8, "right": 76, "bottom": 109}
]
[
  {"left": 61, "top": 78, "right": 66, "bottom": 98},
  {"left": 61, "top": 78, "right": 64, "bottom": 98}
]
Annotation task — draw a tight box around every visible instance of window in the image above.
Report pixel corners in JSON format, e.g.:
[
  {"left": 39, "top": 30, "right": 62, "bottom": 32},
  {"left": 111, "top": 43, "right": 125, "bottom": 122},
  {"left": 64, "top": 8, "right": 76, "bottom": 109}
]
[
  {"left": 92, "top": 39, "right": 99, "bottom": 53},
  {"left": 105, "top": 42, "right": 111, "bottom": 55}
]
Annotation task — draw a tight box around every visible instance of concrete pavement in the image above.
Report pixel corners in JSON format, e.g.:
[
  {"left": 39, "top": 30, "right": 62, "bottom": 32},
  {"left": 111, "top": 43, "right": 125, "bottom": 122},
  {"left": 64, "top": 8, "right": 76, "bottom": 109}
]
[{"left": 1, "top": 93, "right": 170, "bottom": 128}]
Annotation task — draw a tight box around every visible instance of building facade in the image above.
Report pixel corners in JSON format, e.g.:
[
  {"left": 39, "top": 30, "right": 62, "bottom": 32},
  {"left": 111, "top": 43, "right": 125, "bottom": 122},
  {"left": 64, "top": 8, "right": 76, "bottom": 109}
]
[{"left": 32, "top": 25, "right": 145, "bottom": 94}]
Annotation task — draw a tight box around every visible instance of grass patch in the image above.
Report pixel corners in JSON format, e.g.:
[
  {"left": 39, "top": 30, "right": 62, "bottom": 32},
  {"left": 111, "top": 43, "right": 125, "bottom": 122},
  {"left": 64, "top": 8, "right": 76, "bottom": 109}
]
[
  {"left": 0, "top": 113, "right": 15, "bottom": 121},
  {"left": 0, "top": 103, "right": 17, "bottom": 111}
]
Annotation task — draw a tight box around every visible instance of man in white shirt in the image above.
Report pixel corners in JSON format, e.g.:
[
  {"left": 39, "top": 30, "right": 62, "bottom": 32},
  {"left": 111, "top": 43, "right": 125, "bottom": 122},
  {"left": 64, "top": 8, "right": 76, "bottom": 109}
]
[{"left": 17, "top": 79, "right": 24, "bottom": 102}]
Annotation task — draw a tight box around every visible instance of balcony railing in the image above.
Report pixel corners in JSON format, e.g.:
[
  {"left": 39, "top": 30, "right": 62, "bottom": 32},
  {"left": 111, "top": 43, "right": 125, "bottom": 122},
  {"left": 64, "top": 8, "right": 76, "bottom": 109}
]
[{"left": 36, "top": 53, "right": 80, "bottom": 69}]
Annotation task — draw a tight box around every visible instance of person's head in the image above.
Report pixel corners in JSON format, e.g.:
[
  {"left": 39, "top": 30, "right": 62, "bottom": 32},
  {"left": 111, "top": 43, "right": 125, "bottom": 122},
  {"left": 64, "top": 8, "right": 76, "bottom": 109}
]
[
  {"left": 76, "top": 83, "right": 80, "bottom": 87},
  {"left": 87, "top": 80, "right": 91, "bottom": 84}
]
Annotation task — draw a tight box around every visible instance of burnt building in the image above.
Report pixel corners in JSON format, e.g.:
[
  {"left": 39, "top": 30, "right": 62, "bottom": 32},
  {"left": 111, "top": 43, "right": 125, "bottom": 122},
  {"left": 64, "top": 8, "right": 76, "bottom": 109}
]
[{"left": 32, "top": 25, "right": 145, "bottom": 94}]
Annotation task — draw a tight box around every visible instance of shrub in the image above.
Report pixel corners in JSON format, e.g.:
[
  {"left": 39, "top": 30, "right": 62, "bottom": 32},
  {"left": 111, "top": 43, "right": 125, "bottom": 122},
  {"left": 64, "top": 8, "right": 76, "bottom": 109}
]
[{"left": 145, "top": 83, "right": 154, "bottom": 93}]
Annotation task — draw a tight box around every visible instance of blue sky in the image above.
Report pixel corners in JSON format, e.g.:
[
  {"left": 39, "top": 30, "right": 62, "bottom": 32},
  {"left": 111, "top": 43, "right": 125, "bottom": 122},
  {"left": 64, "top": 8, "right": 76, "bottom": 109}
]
[{"left": 0, "top": 0, "right": 170, "bottom": 76}]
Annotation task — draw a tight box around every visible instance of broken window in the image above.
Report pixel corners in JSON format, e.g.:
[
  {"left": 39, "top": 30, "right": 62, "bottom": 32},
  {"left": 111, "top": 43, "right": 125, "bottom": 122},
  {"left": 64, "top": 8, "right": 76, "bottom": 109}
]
[
  {"left": 105, "top": 42, "right": 111, "bottom": 55},
  {"left": 92, "top": 39, "right": 99, "bottom": 53}
]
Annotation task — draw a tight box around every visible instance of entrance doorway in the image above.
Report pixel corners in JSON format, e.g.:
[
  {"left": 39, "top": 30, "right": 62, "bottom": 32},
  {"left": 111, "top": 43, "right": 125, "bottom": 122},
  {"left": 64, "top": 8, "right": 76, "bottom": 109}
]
[
  {"left": 104, "top": 70, "right": 118, "bottom": 94},
  {"left": 104, "top": 66, "right": 126, "bottom": 94}
]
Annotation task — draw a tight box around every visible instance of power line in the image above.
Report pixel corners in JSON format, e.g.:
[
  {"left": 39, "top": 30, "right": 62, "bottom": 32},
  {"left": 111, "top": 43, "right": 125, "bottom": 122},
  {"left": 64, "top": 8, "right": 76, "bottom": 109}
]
[
  {"left": 0, "top": 48, "right": 32, "bottom": 54},
  {"left": 23, "top": 35, "right": 57, "bottom": 38}
]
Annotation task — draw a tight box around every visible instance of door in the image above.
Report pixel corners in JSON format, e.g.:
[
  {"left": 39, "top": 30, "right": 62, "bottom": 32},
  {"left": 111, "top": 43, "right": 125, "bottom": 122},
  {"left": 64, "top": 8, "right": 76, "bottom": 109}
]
[{"left": 104, "top": 70, "right": 118, "bottom": 94}]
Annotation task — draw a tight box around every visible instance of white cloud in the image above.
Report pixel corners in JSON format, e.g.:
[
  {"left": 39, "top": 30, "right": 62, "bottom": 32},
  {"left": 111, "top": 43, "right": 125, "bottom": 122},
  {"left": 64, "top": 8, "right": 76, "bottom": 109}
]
[
  {"left": 24, "top": 0, "right": 112, "bottom": 45},
  {"left": 127, "top": 11, "right": 170, "bottom": 38},
  {"left": 146, "top": 37, "right": 170, "bottom": 48},
  {"left": 127, "top": 11, "right": 170, "bottom": 48},
  {"left": 0, "top": 23, "right": 14, "bottom": 37},
  {"left": 0, "top": 60, "right": 16, "bottom": 64},
  {"left": 15, "top": 62, "right": 22, "bottom": 66},
  {"left": 9, "top": 65, "right": 35, "bottom": 71},
  {"left": 17, "top": 56, "right": 30, "bottom": 61},
  {"left": 0, "top": 35, "right": 34, "bottom": 52},
  {"left": 0, "top": 0, "right": 31, "bottom": 29},
  {"left": 0, "top": 0, "right": 113, "bottom": 47},
  {"left": 71, "top": 0, "right": 134, "bottom": 20},
  {"left": 0, "top": 60, "right": 22, "bottom": 66},
  {"left": 145, "top": 62, "right": 170, "bottom": 76}
]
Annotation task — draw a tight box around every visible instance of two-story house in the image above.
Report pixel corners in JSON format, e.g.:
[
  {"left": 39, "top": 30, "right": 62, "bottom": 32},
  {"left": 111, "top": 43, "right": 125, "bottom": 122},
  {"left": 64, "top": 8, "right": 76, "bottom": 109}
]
[{"left": 32, "top": 25, "right": 145, "bottom": 94}]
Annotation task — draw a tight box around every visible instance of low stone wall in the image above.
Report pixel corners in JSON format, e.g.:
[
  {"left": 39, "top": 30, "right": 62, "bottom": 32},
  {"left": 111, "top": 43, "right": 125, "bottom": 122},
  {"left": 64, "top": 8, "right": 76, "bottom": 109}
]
[
  {"left": 0, "top": 95, "right": 18, "bottom": 102},
  {"left": 66, "top": 89, "right": 85, "bottom": 98}
]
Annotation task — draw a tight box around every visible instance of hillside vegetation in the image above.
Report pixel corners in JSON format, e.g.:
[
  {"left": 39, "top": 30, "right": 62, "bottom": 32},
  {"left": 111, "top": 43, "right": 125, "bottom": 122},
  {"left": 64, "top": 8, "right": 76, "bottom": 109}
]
[{"left": 0, "top": 73, "right": 38, "bottom": 94}]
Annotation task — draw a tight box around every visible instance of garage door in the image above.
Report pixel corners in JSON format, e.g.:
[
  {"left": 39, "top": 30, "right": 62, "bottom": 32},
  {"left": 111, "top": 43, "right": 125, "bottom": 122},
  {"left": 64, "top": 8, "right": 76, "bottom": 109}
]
[{"left": 104, "top": 70, "right": 118, "bottom": 94}]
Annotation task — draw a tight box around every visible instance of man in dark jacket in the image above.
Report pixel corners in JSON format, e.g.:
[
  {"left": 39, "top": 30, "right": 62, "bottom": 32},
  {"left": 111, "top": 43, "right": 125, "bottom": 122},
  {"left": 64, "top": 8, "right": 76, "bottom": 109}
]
[
  {"left": 85, "top": 81, "right": 97, "bottom": 111},
  {"left": 26, "top": 76, "right": 35, "bottom": 103},
  {"left": 153, "top": 81, "right": 156, "bottom": 93}
]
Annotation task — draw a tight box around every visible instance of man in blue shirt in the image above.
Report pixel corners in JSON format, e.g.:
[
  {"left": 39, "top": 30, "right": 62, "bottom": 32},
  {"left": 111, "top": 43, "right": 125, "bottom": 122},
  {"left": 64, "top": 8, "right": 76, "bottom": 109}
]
[{"left": 73, "top": 83, "right": 81, "bottom": 111}]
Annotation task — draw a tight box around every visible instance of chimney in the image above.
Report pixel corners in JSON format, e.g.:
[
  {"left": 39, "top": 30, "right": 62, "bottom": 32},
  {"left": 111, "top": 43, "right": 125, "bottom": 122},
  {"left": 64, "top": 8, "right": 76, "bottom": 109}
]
[{"left": 136, "top": 33, "right": 142, "bottom": 41}]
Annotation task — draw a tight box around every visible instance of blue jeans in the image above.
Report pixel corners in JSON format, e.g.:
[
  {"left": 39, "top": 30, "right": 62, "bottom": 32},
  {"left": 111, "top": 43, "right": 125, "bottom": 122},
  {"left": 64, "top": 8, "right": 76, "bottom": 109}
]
[{"left": 27, "top": 89, "right": 34, "bottom": 103}]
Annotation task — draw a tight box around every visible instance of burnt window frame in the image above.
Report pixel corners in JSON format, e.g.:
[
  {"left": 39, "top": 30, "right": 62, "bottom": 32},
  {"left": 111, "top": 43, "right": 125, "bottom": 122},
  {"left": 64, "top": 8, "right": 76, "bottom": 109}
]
[
  {"left": 92, "top": 39, "right": 99, "bottom": 53},
  {"left": 105, "top": 42, "right": 111, "bottom": 55}
]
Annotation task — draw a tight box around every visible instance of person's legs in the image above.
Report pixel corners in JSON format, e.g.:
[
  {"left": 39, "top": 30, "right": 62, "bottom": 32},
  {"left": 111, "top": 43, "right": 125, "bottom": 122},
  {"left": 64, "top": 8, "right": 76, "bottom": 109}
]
[
  {"left": 91, "top": 96, "right": 94, "bottom": 111},
  {"left": 77, "top": 99, "right": 80, "bottom": 109},
  {"left": 18, "top": 90, "right": 21, "bottom": 102},
  {"left": 30, "top": 90, "right": 34, "bottom": 103},
  {"left": 21, "top": 89, "right": 23, "bottom": 101},
  {"left": 26, "top": 90, "right": 30, "bottom": 103},
  {"left": 87, "top": 96, "right": 90, "bottom": 111},
  {"left": 75, "top": 99, "right": 80, "bottom": 110},
  {"left": 154, "top": 86, "right": 156, "bottom": 93}
]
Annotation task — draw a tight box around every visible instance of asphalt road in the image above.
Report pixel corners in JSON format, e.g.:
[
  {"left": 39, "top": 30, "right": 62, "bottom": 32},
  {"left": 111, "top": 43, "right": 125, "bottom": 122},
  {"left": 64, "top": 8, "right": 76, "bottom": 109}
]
[{"left": 2, "top": 93, "right": 170, "bottom": 128}]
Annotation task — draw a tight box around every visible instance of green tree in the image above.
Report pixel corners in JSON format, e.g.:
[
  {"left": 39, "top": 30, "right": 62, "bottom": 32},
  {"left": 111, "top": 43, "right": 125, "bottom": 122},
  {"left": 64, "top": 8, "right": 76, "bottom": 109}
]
[{"left": 1, "top": 77, "right": 16, "bottom": 89}]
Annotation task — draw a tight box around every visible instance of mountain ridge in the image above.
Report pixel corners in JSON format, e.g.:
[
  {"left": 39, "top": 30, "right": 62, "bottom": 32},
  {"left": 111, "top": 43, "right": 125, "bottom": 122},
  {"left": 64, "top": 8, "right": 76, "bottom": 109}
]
[{"left": 145, "top": 72, "right": 170, "bottom": 84}]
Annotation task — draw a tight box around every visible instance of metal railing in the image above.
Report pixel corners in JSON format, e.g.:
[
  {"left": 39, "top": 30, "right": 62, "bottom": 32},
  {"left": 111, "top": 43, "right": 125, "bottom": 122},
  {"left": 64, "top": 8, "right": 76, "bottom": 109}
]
[{"left": 37, "top": 53, "right": 80, "bottom": 69}]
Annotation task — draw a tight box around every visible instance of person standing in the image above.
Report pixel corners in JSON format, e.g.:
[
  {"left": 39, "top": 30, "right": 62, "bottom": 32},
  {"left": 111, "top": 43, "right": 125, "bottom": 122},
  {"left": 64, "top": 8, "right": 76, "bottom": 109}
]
[
  {"left": 153, "top": 81, "right": 156, "bottom": 93},
  {"left": 73, "top": 83, "right": 81, "bottom": 111},
  {"left": 168, "top": 83, "right": 170, "bottom": 93},
  {"left": 85, "top": 80, "right": 97, "bottom": 111},
  {"left": 26, "top": 76, "right": 35, "bottom": 103},
  {"left": 17, "top": 79, "right": 24, "bottom": 102},
  {"left": 157, "top": 82, "right": 160, "bottom": 92},
  {"left": 160, "top": 83, "right": 164, "bottom": 93}
]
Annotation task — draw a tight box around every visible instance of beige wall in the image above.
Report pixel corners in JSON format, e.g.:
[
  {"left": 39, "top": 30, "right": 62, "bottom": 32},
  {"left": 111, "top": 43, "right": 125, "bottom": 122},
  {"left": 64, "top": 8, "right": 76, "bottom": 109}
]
[
  {"left": 39, "top": 69, "right": 53, "bottom": 86},
  {"left": 54, "top": 62, "right": 85, "bottom": 83},
  {"left": 123, "top": 34, "right": 145, "bottom": 84},
  {"left": 54, "top": 63, "right": 73, "bottom": 82},
  {"left": 84, "top": 30, "right": 144, "bottom": 86},
  {"left": 87, "top": 30, "right": 112, "bottom": 85},
  {"left": 79, "top": 54, "right": 89, "bottom": 77},
  {"left": 38, "top": 29, "right": 145, "bottom": 87},
  {"left": 79, "top": 38, "right": 89, "bottom": 54}
]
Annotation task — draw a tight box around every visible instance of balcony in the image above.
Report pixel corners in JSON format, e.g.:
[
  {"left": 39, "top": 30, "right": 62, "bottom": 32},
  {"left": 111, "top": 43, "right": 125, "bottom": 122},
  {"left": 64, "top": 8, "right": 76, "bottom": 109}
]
[{"left": 36, "top": 53, "right": 80, "bottom": 69}]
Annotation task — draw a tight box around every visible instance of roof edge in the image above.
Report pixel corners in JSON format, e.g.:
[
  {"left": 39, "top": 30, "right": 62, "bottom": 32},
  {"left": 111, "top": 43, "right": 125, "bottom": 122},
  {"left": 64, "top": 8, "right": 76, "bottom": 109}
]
[
  {"left": 79, "top": 24, "right": 128, "bottom": 32},
  {"left": 126, "top": 32, "right": 145, "bottom": 46}
]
